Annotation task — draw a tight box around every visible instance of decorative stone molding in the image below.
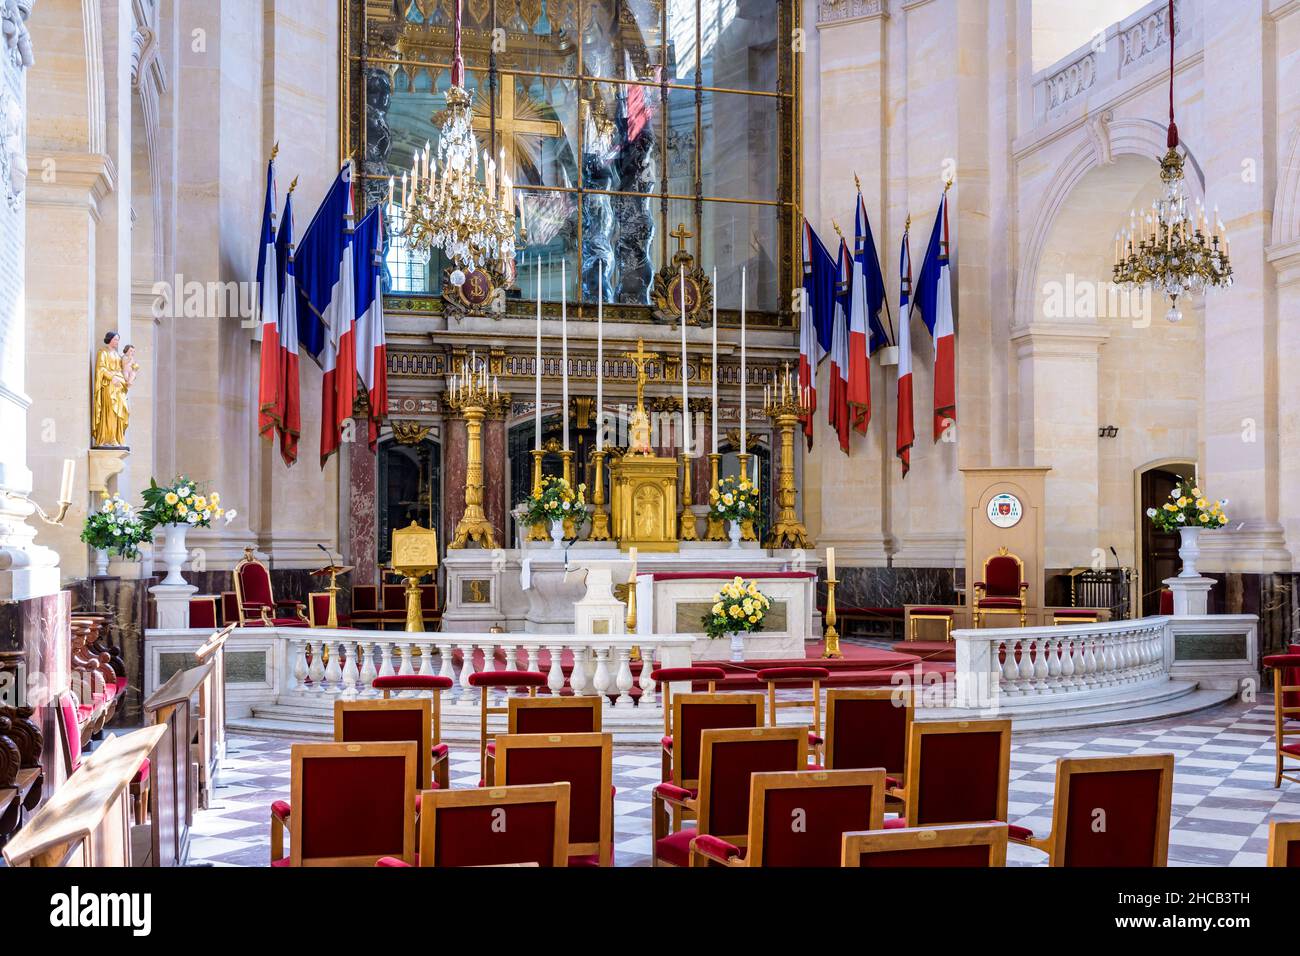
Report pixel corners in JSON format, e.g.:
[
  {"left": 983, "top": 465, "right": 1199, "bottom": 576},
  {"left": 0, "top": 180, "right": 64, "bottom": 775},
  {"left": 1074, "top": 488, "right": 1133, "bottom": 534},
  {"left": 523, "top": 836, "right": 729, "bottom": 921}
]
[
  {"left": 1045, "top": 52, "right": 1096, "bottom": 113},
  {"left": 1120, "top": 0, "right": 1181, "bottom": 71},
  {"left": 1085, "top": 110, "right": 1115, "bottom": 167},
  {"left": 1, "top": 0, "right": 34, "bottom": 69},
  {"left": 0, "top": 86, "right": 23, "bottom": 209},
  {"left": 817, "top": 0, "right": 885, "bottom": 26}
]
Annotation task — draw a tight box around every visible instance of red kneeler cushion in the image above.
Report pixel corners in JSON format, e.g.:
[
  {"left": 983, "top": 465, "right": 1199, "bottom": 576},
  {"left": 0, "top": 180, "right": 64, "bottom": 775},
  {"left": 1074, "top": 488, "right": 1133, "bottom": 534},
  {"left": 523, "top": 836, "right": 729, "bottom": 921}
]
[
  {"left": 650, "top": 666, "right": 726, "bottom": 684},
  {"left": 433, "top": 801, "right": 561, "bottom": 867},
  {"left": 911, "top": 606, "right": 953, "bottom": 616},
  {"left": 468, "top": 670, "right": 547, "bottom": 688},
  {"left": 757, "top": 666, "right": 831, "bottom": 682},
  {"left": 373, "top": 675, "right": 454, "bottom": 691},
  {"left": 916, "top": 732, "right": 1003, "bottom": 825},
  {"left": 1060, "top": 770, "right": 1162, "bottom": 866}
]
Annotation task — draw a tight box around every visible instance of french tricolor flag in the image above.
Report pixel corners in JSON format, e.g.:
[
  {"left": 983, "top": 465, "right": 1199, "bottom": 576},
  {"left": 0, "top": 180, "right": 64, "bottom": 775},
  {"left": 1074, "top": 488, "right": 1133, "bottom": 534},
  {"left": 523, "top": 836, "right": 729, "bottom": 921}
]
[
  {"left": 352, "top": 206, "right": 388, "bottom": 451},
  {"left": 295, "top": 163, "right": 357, "bottom": 467},
  {"left": 255, "top": 157, "right": 281, "bottom": 442},
  {"left": 276, "top": 192, "right": 301, "bottom": 466},
  {"left": 849, "top": 190, "right": 888, "bottom": 433},
  {"left": 799, "top": 218, "right": 835, "bottom": 451},
  {"left": 913, "top": 189, "right": 955, "bottom": 441},
  {"left": 829, "top": 238, "right": 852, "bottom": 455},
  {"left": 896, "top": 224, "right": 914, "bottom": 478}
]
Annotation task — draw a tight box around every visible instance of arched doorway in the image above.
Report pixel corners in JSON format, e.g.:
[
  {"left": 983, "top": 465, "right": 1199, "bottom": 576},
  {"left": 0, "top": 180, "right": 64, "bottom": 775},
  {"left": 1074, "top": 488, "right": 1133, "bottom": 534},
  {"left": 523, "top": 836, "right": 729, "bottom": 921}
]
[
  {"left": 1134, "top": 458, "right": 1194, "bottom": 616},
  {"left": 378, "top": 436, "right": 441, "bottom": 567}
]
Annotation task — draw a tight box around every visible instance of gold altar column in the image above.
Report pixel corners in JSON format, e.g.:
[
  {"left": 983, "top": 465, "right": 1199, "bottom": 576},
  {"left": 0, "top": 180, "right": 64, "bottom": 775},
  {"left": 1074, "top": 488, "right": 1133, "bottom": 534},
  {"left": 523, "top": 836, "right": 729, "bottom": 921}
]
[
  {"left": 679, "top": 453, "right": 698, "bottom": 540},
  {"left": 590, "top": 450, "right": 611, "bottom": 540},
  {"left": 735, "top": 452, "right": 758, "bottom": 541},
  {"left": 447, "top": 368, "right": 498, "bottom": 549},
  {"left": 560, "top": 449, "right": 577, "bottom": 537},
  {"left": 527, "top": 449, "right": 549, "bottom": 541},
  {"left": 705, "top": 452, "right": 725, "bottom": 540},
  {"left": 763, "top": 388, "right": 812, "bottom": 549}
]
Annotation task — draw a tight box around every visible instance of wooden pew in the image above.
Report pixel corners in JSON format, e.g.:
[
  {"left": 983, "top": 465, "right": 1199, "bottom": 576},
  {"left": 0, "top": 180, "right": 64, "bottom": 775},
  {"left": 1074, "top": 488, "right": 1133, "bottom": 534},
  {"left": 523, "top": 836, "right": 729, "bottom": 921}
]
[
  {"left": 142, "top": 662, "right": 212, "bottom": 867},
  {"left": 3, "top": 726, "right": 166, "bottom": 866},
  {"left": 193, "top": 625, "right": 233, "bottom": 809}
]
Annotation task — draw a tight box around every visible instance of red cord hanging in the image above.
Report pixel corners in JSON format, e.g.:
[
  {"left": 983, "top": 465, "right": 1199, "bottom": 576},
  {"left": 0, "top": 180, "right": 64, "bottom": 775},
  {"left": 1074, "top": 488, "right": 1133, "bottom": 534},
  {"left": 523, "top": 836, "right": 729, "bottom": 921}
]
[{"left": 1166, "top": 0, "right": 1178, "bottom": 149}]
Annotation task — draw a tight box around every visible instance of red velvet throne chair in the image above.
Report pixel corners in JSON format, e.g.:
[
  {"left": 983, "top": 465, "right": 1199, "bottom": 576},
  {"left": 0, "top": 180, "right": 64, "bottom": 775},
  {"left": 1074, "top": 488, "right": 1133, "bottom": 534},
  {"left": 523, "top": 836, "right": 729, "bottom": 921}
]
[
  {"left": 233, "top": 547, "right": 308, "bottom": 627},
  {"left": 973, "top": 547, "right": 1029, "bottom": 628}
]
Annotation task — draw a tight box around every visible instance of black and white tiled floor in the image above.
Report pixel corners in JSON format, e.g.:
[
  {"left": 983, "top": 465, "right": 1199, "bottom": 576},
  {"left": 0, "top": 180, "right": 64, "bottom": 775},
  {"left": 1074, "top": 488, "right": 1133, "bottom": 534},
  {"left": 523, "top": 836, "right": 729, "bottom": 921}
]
[{"left": 189, "top": 696, "right": 1299, "bottom": 867}]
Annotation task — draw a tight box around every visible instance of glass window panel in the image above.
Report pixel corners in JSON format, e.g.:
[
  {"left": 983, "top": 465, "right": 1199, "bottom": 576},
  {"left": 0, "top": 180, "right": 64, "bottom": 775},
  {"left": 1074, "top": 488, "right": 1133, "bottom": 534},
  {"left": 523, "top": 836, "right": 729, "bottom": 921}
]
[
  {"left": 664, "top": 0, "right": 698, "bottom": 84},
  {"left": 700, "top": 89, "right": 777, "bottom": 201},
  {"left": 663, "top": 81, "right": 696, "bottom": 197},
  {"left": 502, "top": 0, "right": 579, "bottom": 79},
  {"left": 698, "top": 0, "right": 779, "bottom": 93},
  {"left": 490, "top": 73, "right": 578, "bottom": 191},
  {"left": 581, "top": 0, "right": 665, "bottom": 82},
  {"left": 520, "top": 195, "right": 581, "bottom": 303},
  {"left": 701, "top": 201, "right": 780, "bottom": 313}
]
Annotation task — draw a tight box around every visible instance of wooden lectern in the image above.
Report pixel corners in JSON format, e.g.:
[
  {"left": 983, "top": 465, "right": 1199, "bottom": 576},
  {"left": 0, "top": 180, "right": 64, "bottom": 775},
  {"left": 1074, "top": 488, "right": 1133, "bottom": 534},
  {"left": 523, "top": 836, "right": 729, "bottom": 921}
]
[
  {"left": 391, "top": 522, "right": 439, "bottom": 632},
  {"left": 309, "top": 562, "right": 353, "bottom": 628}
]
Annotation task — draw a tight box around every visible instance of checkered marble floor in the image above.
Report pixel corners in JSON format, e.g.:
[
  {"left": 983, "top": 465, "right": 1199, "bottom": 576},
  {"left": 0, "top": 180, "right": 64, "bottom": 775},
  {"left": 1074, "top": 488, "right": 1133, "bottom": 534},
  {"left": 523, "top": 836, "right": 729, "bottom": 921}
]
[{"left": 189, "top": 695, "right": 1299, "bottom": 867}]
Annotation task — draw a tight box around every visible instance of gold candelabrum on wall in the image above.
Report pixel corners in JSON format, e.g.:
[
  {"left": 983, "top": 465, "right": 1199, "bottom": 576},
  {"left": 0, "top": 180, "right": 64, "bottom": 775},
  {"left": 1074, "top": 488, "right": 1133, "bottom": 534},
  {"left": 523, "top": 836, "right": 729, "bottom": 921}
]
[
  {"left": 762, "top": 366, "right": 812, "bottom": 549},
  {"left": 446, "top": 357, "right": 499, "bottom": 549}
]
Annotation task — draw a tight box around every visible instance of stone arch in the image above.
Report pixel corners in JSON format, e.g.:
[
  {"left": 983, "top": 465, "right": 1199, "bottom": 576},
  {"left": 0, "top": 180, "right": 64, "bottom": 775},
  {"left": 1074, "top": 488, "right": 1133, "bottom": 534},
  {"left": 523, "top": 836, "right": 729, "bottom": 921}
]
[{"left": 1271, "top": 121, "right": 1300, "bottom": 248}]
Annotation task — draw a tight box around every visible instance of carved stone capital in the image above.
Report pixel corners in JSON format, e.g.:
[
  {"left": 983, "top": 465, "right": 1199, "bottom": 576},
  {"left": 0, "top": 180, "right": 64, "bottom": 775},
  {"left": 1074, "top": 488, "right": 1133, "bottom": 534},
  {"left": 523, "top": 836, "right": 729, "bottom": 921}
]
[{"left": 818, "top": 0, "right": 886, "bottom": 27}]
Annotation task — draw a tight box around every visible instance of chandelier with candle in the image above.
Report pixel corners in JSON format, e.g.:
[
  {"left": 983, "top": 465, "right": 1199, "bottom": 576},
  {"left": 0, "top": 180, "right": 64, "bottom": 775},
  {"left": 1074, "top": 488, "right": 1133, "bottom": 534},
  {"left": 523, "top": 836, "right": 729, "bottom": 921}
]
[
  {"left": 1112, "top": 0, "right": 1230, "bottom": 322},
  {"left": 392, "top": 0, "right": 517, "bottom": 286}
]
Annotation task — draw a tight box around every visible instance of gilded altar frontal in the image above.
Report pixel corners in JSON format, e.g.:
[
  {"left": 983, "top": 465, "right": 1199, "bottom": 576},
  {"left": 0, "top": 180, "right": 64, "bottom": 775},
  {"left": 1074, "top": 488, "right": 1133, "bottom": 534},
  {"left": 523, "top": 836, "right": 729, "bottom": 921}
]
[{"left": 8, "top": 0, "right": 1300, "bottom": 894}]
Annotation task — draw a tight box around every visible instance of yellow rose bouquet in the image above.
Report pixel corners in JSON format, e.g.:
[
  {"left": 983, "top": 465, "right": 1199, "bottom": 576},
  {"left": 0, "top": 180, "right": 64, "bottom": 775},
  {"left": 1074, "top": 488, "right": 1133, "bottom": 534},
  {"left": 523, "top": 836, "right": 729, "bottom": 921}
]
[
  {"left": 139, "top": 475, "right": 236, "bottom": 531},
  {"left": 1146, "top": 479, "right": 1228, "bottom": 533},
  {"left": 703, "top": 575, "right": 771, "bottom": 639},
  {"left": 521, "top": 475, "right": 586, "bottom": 527},
  {"left": 708, "top": 474, "right": 761, "bottom": 525}
]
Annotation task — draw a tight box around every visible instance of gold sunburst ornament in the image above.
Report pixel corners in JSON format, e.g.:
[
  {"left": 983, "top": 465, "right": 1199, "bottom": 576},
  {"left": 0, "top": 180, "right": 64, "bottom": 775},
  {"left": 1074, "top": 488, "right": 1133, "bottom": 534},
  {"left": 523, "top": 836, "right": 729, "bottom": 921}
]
[
  {"left": 1112, "top": 0, "right": 1231, "bottom": 322},
  {"left": 391, "top": 0, "right": 519, "bottom": 287}
]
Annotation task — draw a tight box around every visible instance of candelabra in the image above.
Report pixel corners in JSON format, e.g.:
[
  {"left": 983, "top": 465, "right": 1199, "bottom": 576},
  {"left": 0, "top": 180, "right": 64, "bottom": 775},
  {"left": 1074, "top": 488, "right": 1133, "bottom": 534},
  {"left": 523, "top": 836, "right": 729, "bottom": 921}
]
[
  {"left": 679, "top": 453, "right": 698, "bottom": 541},
  {"left": 822, "top": 575, "right": 841, "bottom": 659},
  {"left": 391, "top": 0, "right": 517, "bottom": 282},
  {"left": 705, "top": 452, "right": 725, "bottom": 540},
  {"left": 589, "top": 450, "right": 611, "bottom": 540},
  {"left": 762, "top": 369, "right": 812, "bottom": 549},
  {"left": 446, "top": 359, "right": 499, "bottom": 549},
  {"left": 527, "top": 449, "right": 549, "bottom": 541},
  {"left": 560, "top": 449, "right": 577, "bottom": 538}
]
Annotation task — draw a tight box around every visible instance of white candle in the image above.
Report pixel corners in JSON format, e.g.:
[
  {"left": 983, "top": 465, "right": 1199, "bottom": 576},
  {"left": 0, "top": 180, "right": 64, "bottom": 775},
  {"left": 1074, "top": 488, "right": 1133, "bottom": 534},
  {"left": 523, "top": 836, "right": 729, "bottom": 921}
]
[
  {"left": 827, "top": 547, "right": 836, "bottom": 580},
  {"left": 629, "top": 546, "right": 637, "bottom": 582},
  {"left": 534, "top": 256, "right": 542, "bottom": 451},
  {"left": 740, "top": 266, "right": 747, "bottom": 453},
  {"left": 561, "top": 260, "right": 569, "bottom": 452},
  {"left": 596, "top": 261, "right": 604, "bottom": 453},
  {"left": 680, "top": 265, "right": 689, "bottom": 455},
  {"left": 59, "top": 458, "right": 75, "bottom": 504},
  {"left": 711, "top": 268, "right": 718, "bottom": 455}
]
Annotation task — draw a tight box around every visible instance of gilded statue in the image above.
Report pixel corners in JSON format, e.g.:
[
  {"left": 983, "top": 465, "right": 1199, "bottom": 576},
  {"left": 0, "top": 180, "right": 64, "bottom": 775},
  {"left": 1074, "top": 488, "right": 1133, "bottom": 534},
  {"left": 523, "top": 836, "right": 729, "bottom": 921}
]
[{"left": 92, "top": 330, "right": 133, "bottom": 448}]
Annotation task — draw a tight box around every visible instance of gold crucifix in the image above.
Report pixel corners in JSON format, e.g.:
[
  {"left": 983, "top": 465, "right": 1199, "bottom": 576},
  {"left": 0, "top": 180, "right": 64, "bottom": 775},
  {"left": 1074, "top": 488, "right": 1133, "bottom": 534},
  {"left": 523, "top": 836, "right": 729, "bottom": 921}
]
[
  {"left": 670, "top": 222, "right": 694, "bottom": 258},
  {"left": 471, "top": 81, "right": 564, "bottom": 181}
]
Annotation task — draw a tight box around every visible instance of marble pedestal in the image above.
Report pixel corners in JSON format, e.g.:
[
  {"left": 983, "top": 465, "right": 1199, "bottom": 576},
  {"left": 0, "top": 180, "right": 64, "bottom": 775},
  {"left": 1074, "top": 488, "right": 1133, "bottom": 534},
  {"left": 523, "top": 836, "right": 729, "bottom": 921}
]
[
  {"left": 150, "top": 583, "right": 197, "bottom": 629},
  {"left": 566, "top": 559, "right": 633, "bottom": 635},
  {"left": 1163, "top": 575, "right": 1215, "bottom": 616}
]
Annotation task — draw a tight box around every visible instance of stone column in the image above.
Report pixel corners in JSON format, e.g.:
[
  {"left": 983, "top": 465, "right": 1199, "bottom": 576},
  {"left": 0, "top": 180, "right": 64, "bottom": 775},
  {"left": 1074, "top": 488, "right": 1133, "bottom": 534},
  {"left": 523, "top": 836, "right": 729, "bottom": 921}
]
[
  {"left": 443, "top": 408, "right": 467, "bottom": 547},
  {"left": 483, "top": 395, "right": 508, "bottom": 546},
  {"left": 345, "top": 424, "right": 378, "bottom": 584},
  {"left": 1272, "top": 246, "right": 1300, "bottom": 560}
]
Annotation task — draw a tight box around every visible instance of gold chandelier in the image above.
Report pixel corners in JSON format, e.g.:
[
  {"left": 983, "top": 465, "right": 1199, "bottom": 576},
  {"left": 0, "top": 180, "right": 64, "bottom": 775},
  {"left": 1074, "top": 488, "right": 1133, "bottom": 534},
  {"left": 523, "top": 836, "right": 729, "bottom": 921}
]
[
  {"left": 391, "top": 0, "right": 518, "bottom": 285},
  {"left": 1112, "top": 0, "right": 1231, "bottom": 322}
]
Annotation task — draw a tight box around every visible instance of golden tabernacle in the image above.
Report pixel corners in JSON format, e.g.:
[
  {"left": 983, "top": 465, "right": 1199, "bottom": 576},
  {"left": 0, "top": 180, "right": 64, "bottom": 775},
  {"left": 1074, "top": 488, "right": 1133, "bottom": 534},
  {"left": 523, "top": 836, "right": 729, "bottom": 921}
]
[{"left": 610, "top": 339, "right": 679, "bottom": 553}]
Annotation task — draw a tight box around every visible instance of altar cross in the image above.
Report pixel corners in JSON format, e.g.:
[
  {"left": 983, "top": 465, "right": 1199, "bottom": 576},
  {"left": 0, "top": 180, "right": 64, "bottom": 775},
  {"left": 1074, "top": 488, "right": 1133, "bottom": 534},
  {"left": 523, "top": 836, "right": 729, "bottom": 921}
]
[
  {"left": 471, "top": 81, "right": 564, "bottom": 181},
  {"left": 670, "top": 222, "right": 694, "bottom": 256}
]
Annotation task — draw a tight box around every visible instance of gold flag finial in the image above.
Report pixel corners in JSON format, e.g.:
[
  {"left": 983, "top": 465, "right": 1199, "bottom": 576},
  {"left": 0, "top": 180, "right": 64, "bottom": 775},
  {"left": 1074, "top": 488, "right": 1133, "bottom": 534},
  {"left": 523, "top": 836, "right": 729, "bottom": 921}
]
[
  {"left": 853, "top": 171, "right": 861, "bottom": 192},
  {"left": 270, "top": 142, "right": 279, "bottom": 162},
  {"left": 831, "top": 218, "right": 844, "bottom": 240},
  {"left": 943, "top": 177, "right": 954, "bottom": 192},
  {"left": 905, "top": 213, "right": 912, "bottom": 231},
  {"left": 288, "top": 175, "right": 299, "bottom": 194}
]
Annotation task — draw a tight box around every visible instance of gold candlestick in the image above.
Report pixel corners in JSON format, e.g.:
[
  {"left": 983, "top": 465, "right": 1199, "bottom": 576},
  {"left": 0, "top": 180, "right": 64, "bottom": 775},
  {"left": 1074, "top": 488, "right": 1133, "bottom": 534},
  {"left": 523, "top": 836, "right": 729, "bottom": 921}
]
[
  {"left": 527, "top": 448, "right": 549, "bottom": 541},
  {"left": 589, "top": 449, "right": 611, "bottom": 540},
  {"left": 823, "top": 577, "right": 841, "bottom": 658},
  {"left": 705, "top": 452, "right": 725, "bottom": 540},
  {"left": 447, "top": 364, "right": 498, "bottom": 549},
  {"left": 762, "top": 388, "right": 812, "bottom": 549},
  {"left": 403, "top": 576, "right": 424, "bottom": 632},
  {"left": 678, "top": 453, "right": 698, "bottom": 540},
  {"left": 735, "top": 452, "right": 758, "bottom": 542},
  {"left": 560, "top": 449, "right": 577, "bottom": 538}
]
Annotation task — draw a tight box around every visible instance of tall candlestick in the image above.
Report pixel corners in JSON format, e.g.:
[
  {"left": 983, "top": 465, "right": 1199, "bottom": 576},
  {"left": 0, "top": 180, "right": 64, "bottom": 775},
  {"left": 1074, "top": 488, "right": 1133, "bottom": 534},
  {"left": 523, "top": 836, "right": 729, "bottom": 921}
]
[
  {"left": 711, "top": 267, "right": 718, "bottom": 455},
  {"left": 561, "top": 259, "right": 569, "bottom": 452},
  {"left": 596, "top": 261, "right": 604, "bottom": 453},
  {"left": 740, "top": 266, "right": 747, "bottom": 453},
  {"left": 534, "top": 256, "right": 542, "bottom": 451},
  {"left": 826, "top": 546, "right": 836, "bottom": 579},
  {"left": 680, "top": 264, "right": 690, "bottom": 456}
]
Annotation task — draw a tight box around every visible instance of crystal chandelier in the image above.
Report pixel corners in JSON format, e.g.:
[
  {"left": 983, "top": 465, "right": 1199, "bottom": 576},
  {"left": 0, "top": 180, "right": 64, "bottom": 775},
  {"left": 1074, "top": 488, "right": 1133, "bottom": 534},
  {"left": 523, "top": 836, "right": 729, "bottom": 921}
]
[
  {"left": 392, "top": 0, "right": 517, "bottom": 286},
  {"left": 1113, "top": 0, "right": 1231, "bottom": 322}
]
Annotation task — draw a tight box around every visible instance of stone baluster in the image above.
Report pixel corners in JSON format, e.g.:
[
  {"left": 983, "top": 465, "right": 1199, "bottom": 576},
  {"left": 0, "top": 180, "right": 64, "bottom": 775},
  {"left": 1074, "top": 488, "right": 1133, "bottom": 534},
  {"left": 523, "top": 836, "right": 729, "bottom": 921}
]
[
  {"left": 1102, "top": 636, "right": 1119, "bottom": 686},
  {"left": 359, "top": 642, "right": 378, "bottom": 696},
  {"left": 458, "top": 642, "right": 478, "bottom": 705},
  {"left": 396, "top": 641, "right": 415, "bottom": 681},
  {"left": 308, "top": 641, "right": 327, "bottom": 693},
  {"left": 290, "top": 638, "right": 307, "bottom": 693},
  {"left": 1045, "top": 635, "right": 1062, "bottom": 690},
  {"left": 1017, "top": 637, "right": 1035, "bottom": 689},
  {"left": 614, "top": 646, "right": 634, "bottom": 707},
  {"left": 592, "top": 647, "right": 613, "bottom": 702},
  {"left": 569, "top": 646, "right": 591, "bottom": 696},
  {"left": 999, "top": 640, "right": 1019, "bottom": 694},
  {"left": 341, "top": 641, "right": 360, "bottom": 698},
  {"left": 437, "top": 642, "right": 456, "bottom": 690},
  {"left": 525, "top": 646, "right": 541, "bottom": 683},
  {"left": 1081, "top": 635, "right": 1099, "bottom": 687},
  {"left": 638, "top": 645, "right": 657, "bottom": 708},
  {"left": 1058, "top": 635, "right": 1076, "bottom": 691},
  {"left": 417, "top": 643, "right": 435, "bottom": 679},
  {"left": 324, "top": 642, "right": 343, "bottom": 694},
  {"left": 546, "top": 645, "right": 566, "bottom": 696},
  {"left": 377, "top": 642, "right": 395, "bottom": 681},
  {"left": 1030, "top": 636, "right": 1049, "bottom": 691}
]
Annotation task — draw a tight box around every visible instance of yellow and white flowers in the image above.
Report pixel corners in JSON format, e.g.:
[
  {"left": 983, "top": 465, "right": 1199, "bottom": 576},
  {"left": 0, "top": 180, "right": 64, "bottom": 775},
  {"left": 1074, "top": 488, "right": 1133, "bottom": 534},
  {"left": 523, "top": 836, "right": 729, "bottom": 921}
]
[
  {"left": 80, "top": 492, "right": 149, "bottom": 559},
  {"left": 1146, "top": 479, "right": 1228, "bottom": 534},
  {"left": 709, "top": 474, "right": 761, "bottom": 525},
  {"left": 522, "top": 475, "right": 586, "bottom": 527},
  {"left": 703, "top": 576, "right": 771, "bottom": 639},
  {"left": 140, "top": 476, "right": 236, "bottom": 531}
]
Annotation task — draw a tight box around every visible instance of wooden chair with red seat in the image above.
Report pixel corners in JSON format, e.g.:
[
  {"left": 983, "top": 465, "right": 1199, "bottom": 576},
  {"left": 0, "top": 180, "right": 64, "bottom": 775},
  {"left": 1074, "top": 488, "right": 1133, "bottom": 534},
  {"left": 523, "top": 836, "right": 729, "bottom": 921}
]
[
  {"left": 652, "top": 725, "right": 806, "bottom": 867},
  {"left": 350, "top": 584, "right": 381, "bottom": 628},
  {"left": 334, "top": 699, "right": 434, "bottom": 795},
  {"left": 307, "top": 592, "right": 351, "bottom": 628},
  {"left": 233, "top": 547, "right": 308, "bottom": 627},
  {"left": 890, "top": 718, "right": 1021, "bottom": 838},
  {"left": 480, "top": 694, "right": 603, "bottom": 784},
  {"left": 659, "top": 690, "right": 765, "bottom": 835},
  {"left": 1268, "top": 819, "right": 1300, "bottom": 867},
  {"left": 649, "top": 665, "right": 726, "bottom": 782},
  {"left": 691, "top": 768, "right": 887, "bottom": 867},
  {"left": 419, "top": 583, "right": 441, "bottom": 628},
  {"left": 972, "top": 547, "right": 1029, "bottom": 628},
  {"left": 495, "top": 732, "right": 613, "bottom": 866},
  {"left": 270, "top": 741, "right": 417, "bottom": 866},
  {"left": 466, "top": 669, "right": 547, "bottom": 782},
  {"left": 1010, "top": 753, "right": 1174, "bottom": 865},
  {"left": 372, "top": 674, "right": 454, "bottom": 789},
  {"left": 220, "top": 591, "right": 239, "bottom": 627},
  {"left": 824, "top": 688, "right": 913, "bottom": 794},
  {"left": 376, "top": 782, "right": 571, "bottom": 867},
  {"left": 54, "top": 690, "right": 149, "bottom": 825},
  {"left": 188, "top": 596, "right": 219, "bottom": 629},
  {"left": 842, "top": 822, "right": 1009, "bottom": 867},
  {"left": 1264, "top": 650, "right": 1300, "bottom": 788},
  {"left": 757, "top": 666, "right": 830, "bottom": 763},
  {"left": 379, "top": 583, "right": 408, "bottom": 630}
]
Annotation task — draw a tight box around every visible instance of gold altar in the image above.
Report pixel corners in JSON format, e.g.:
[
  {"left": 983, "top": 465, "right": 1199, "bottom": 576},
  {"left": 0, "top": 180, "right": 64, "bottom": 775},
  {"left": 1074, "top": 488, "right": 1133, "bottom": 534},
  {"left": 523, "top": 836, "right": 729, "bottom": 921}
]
[{"left": 610, "top": 339, "right": 679, "bottom": 553}]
